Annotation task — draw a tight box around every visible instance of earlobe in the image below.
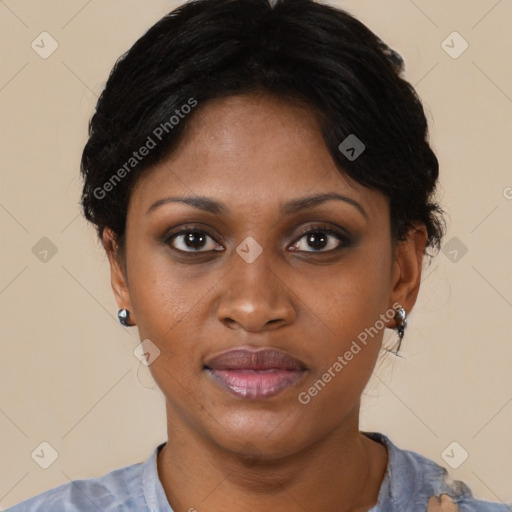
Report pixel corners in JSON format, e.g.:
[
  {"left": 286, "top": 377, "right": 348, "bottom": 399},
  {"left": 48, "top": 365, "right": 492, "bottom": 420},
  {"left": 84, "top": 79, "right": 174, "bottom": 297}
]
[
  {"left": 102, "top": 228, "right": 136, "bottom": 324},
  {"left": 388, "top": 222, "right": 428, "bottom": 321}
]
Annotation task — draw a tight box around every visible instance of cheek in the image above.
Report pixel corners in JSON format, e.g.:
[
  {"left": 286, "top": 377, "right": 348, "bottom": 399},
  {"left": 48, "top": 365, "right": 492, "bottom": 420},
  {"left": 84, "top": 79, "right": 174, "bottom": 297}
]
[
  {"left": 126, "top": 241, "right": 236, "bottom": 376},
  {"left": 295, "top": 281, "right": 386, "bottom": 429},
  {"left": 303, "top": 248, "right": 392, "bottom": 344},
  {"left": 127, "top": 259, "right": 212, "bottom": 404},
  {"left": 293, "top": 246, "right": 391, "bottom": 402}
]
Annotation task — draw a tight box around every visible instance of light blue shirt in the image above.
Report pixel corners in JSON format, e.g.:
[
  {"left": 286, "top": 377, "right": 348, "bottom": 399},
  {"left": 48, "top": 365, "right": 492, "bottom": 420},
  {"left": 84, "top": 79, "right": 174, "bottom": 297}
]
[{"left": 7, "top": 432, "right": 511, "bottom": 511}]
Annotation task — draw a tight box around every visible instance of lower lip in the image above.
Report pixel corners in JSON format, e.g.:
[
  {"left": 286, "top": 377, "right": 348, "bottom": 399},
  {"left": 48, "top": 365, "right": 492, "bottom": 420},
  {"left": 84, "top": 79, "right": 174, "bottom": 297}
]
[{"left": 207, "top": 368, "right": 305, "bottom": 400}]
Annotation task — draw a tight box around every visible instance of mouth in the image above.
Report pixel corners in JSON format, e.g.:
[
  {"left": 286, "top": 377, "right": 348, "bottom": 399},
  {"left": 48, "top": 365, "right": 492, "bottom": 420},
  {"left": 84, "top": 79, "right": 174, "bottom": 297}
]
[{"left": 204, "top": 347, "right": 308, "bottom": 400}]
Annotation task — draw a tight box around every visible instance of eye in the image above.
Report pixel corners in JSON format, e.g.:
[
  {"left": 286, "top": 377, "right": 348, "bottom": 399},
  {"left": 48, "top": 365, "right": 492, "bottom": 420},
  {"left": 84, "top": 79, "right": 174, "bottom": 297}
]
[
  {"left": 166, "top": 229, "right": 223, "bottom": 253},
  {"left": 289, "top": 225, "right": 350, "bottom": 253}
]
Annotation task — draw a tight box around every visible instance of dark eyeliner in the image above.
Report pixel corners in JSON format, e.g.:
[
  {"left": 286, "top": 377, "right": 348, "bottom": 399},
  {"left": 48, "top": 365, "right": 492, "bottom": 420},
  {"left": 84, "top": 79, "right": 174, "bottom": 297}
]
[
  {"left": 162, "top": 225, "right": 221, "bottom": 251},
  {"left": 290, "top": 224, "right": 353, "bottom": 252}
]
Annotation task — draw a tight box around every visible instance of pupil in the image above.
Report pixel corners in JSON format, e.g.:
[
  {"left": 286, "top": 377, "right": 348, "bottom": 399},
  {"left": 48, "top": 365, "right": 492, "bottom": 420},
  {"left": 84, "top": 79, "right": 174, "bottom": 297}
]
[
  {"left": 186, "top": 232, "right": 205, "bottom": 249},
  {"left": 308, "top": 232, "right": 327, "bottom": 249}
]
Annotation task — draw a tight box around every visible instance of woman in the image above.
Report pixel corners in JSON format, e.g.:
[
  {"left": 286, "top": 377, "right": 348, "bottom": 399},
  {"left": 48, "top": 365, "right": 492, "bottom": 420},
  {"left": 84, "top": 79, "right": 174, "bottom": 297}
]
[{"left": 7, "top": 0, "right": 510, "bottom": 510}]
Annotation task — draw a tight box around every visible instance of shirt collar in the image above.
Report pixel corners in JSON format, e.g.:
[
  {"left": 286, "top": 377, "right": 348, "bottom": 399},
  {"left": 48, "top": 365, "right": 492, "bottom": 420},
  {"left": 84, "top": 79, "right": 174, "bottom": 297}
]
[
  {"left": 142, "top": 441, "right": 174, "bottom": 512},
  {"left": 363, "top": 431, "right": 418, "bottom": 512}
]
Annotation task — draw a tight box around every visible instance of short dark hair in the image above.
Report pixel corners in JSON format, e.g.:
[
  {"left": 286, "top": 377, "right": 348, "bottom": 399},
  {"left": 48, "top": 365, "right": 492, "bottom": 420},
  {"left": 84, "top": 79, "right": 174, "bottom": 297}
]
[{"left": 80, "top": 0, "right": 445, "bottom": 257}]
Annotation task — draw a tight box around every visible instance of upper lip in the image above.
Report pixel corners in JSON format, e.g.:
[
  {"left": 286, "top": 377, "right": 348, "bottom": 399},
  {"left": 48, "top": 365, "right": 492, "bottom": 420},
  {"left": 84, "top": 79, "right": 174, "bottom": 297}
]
[{"left": 204, "top": 347, "right": 307, "bottom": 371}]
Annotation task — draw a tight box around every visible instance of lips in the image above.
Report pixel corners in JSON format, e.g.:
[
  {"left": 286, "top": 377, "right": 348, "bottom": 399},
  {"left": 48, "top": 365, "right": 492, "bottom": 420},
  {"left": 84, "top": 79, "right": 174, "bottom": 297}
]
[{"left": 204, "top": 348, "right": 307, "bottom": 400}]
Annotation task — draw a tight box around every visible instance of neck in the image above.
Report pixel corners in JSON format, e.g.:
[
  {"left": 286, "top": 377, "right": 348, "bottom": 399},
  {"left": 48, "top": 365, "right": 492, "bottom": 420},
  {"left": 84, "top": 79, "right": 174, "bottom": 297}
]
[{"left": 157, "top": 402, "right": 388, "bottom": 512}]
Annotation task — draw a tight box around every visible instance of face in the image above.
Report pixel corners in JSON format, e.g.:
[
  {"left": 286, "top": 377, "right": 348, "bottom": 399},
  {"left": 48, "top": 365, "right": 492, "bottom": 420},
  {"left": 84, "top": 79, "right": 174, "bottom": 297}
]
[{"left": 104, "top": 93, "right": 426, "bottom": 459}]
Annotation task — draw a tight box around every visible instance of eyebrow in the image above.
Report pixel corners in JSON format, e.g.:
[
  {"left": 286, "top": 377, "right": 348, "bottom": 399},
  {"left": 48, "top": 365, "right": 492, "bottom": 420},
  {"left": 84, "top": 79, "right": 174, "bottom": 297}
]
[
  {"left": 280, "top": 192, "right": 368, "bottom": 219},
  {"left": 146, "top": 196, "right": 229, "bottom": 216},
  {"left": 146, "top": 192, "right": 368, "bottom": 219}
]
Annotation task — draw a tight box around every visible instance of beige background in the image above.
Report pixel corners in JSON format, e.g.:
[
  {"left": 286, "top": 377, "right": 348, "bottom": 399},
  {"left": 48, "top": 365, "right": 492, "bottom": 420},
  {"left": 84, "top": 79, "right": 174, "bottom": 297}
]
[{"left": 1, "top": 0, "right": 511, "bottom": 508}]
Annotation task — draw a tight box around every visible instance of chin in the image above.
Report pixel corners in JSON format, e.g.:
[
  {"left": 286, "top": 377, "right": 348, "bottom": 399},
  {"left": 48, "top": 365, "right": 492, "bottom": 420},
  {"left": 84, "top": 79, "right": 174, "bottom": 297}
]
[{"left": 204, "top": 407, "right": 314, "bottom": 460}]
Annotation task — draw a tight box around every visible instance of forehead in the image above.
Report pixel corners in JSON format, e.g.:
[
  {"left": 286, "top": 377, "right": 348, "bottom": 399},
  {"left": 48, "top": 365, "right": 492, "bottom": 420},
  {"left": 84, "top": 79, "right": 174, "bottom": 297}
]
[{"left": 128, "top": 93, "right": 388, "bottom": 223}]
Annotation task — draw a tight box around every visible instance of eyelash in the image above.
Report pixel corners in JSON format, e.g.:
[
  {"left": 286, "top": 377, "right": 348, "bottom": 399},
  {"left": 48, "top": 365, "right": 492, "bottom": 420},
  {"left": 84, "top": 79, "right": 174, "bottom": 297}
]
[
  {"left": 290, "top": 225, "right": 351, "bottom": 253},
  {"left": 164, "top": 224, "right": 351, "bottom": 255}
]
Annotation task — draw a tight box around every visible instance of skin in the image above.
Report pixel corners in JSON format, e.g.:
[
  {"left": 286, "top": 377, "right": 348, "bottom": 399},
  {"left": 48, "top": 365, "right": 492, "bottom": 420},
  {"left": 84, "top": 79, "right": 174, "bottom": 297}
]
[{"left": 103, "top": 92, "right": 427, "bottom": 512}]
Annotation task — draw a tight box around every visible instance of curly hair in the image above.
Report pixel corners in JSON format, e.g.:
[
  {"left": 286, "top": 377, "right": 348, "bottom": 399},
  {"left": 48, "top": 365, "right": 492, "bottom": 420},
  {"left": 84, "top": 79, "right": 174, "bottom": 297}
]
[{"left": 80, "top": 0, "right": 445, "bottom": 258}]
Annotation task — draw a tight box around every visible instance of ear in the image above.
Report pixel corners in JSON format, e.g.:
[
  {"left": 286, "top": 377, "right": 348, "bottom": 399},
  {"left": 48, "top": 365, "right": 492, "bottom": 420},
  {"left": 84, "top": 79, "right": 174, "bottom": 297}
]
[
  {"left": 102, "top": 228, "right": 136, "bottom": 325},
  {"left": 388, "top": 222, "right": 428, "bottom": 326}
]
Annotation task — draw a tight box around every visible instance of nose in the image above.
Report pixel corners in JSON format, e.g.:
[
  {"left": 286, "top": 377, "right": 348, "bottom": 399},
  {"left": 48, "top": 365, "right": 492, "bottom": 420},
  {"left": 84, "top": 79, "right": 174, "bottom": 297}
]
[{"left": 216, "top": 250, "right": 296, "bottom": 333}]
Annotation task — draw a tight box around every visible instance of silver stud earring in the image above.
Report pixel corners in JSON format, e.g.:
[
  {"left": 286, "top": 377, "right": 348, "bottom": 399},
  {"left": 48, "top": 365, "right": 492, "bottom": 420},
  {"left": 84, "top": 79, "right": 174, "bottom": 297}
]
[
  {"left": 394, "top": 306, "right": 407, "bottom": 354},
  {"left": 118, "top": 308, "right": 131, "bottom": 326}
]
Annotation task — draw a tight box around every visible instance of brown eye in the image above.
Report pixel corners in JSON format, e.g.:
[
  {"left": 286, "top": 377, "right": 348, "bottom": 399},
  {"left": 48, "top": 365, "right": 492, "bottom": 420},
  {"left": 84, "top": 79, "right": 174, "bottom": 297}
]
[
  {"left": 167, "top": 230, "right": 222, "bottom": 253},
  {"left": 289, "top": 226, "right": 350, "bottom": 253}
]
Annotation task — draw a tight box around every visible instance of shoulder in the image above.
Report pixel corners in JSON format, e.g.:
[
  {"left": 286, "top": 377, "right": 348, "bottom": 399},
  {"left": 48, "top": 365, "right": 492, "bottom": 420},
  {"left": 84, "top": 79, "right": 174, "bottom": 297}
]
[
  {"left": 6, "top": 457, "right": 147, "bottom": 512},
  {"left": 363, "top": 432, "right": 511, "bottom": 512}
]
